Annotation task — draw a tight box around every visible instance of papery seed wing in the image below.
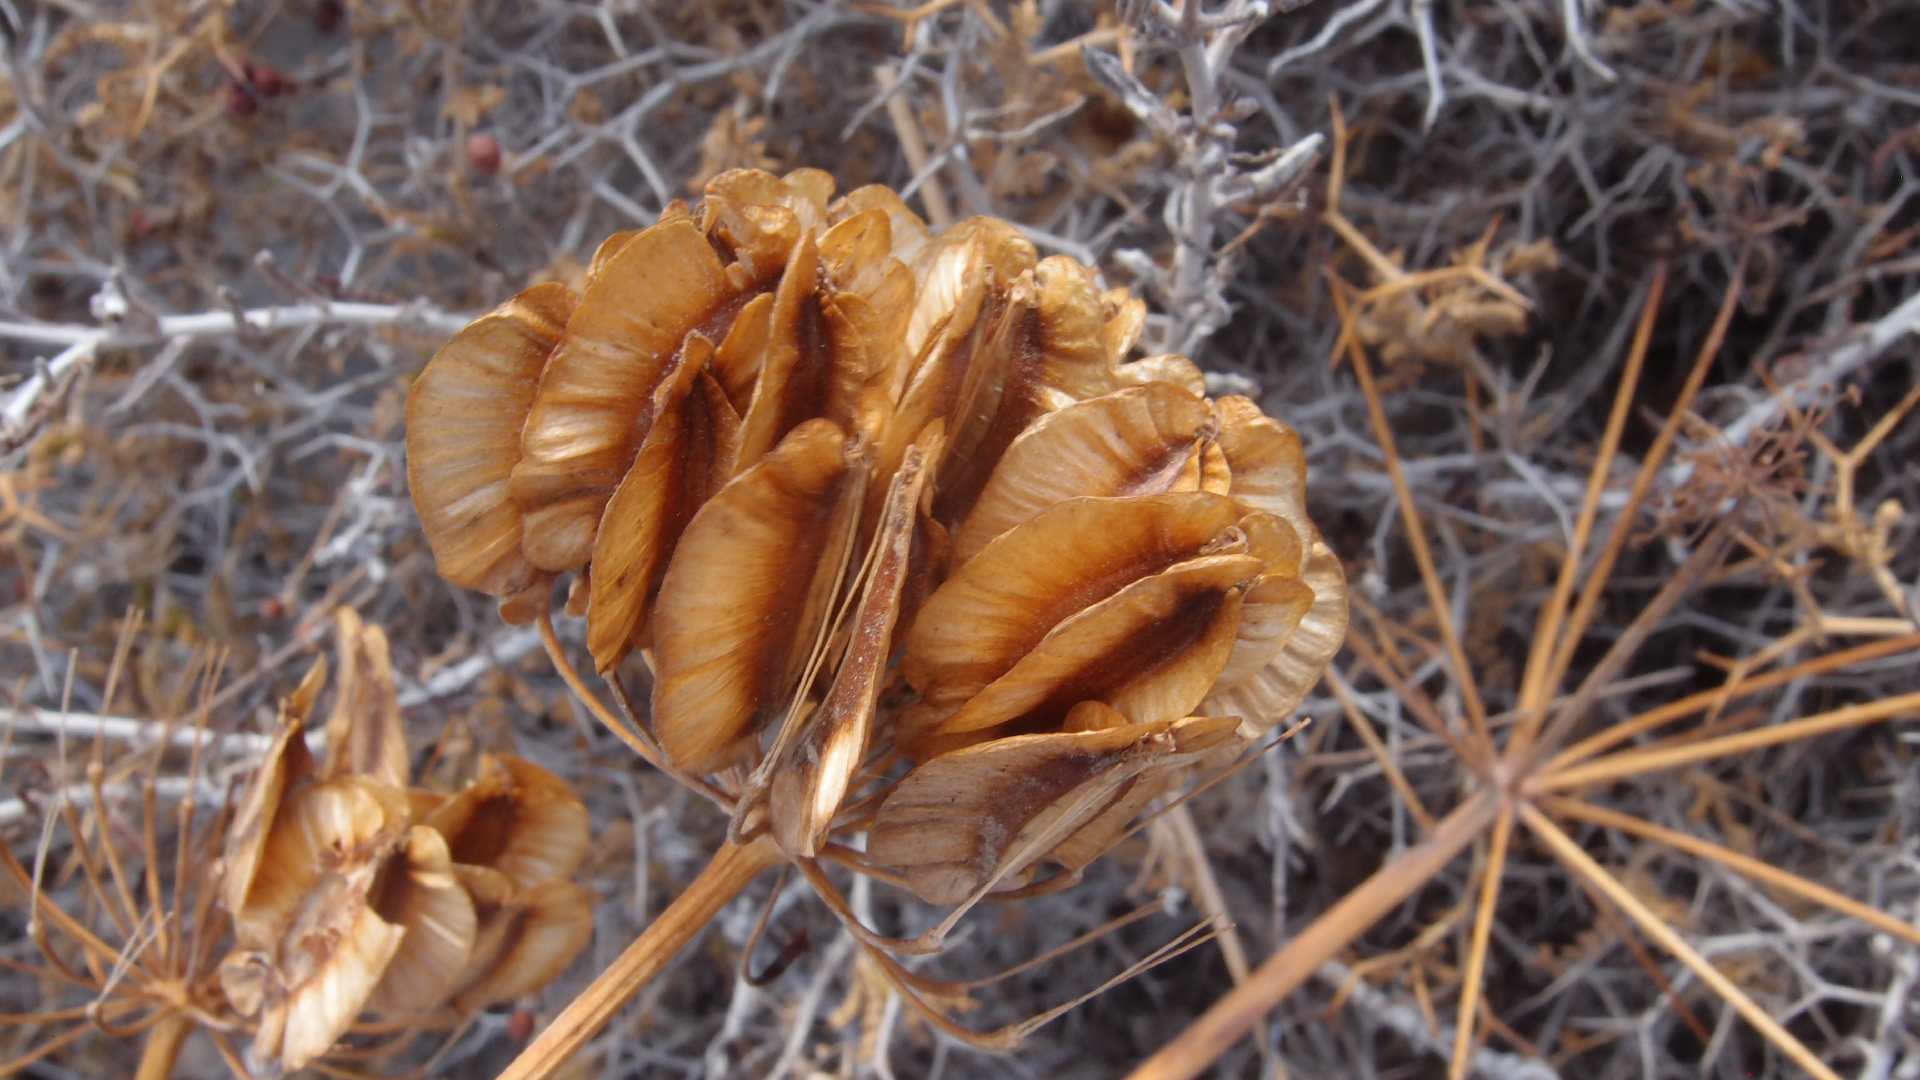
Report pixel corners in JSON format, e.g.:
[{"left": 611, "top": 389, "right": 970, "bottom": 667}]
[
  {"left": 868, "top": 725, "right": 1142, "bottom": 905},
  {"left": 221, "top": 660, "right": 322, "bottom": 920},
  {"left": 232, "top": 777, "right": 405, "bottom": 949},
  {"left": 450, "top": 880, "right": 596, "bottom": 1014},
  {"left": 1213, "top": 395, "right": 1312, "bottom": 543},
  {"left": 705, "top": 167, "right": 832, "bottom": 235},
  {"left": 767, "top": 438, "right": 933, "bottom": 856},
  {"left": 736, "top": 234, "right": 872, "bottom": 467},
  {"left": 902, "top": 492, "right": 1242, "bottom": 708},
  {"left": 406, "top": 282, "right": 573, "bottom": 608},
  {"left": 586, "top": 229, "right": 642, "bottom": 282},
  {"left": 926, "top": 274, "right": 1051, "bottom": 526},
  {"left": 704, "top": 200, "right": 800, "bottom": 287},
  {"left": 653, "top": 420, "right": 867, "bottom": 772},
  {"left": 426, "top": 754, "right": 590, "bottom": 889},
  {"left": 925, "top": 553, "right": 1260, "bottom": 740},
  {"left": 832, "top": 183, "right": 930, "bottom": 265},
  {"left": 588, "top": 334, "right": 739, "bottom": 672},
  {"left": 950, "top": 382, "right": 1216, "bottom": 565},
  {"left": 321, "top": 608, "right": 409, "bottom": 789},
  {"left": 271, "top": 901, "right": 406, "bottom": 1070},
  {"left": 1204, "top": 537, "right": 1348, "bottom": 733},
  {"left": 711, "top": 292, "right": 773, "bottom": 415},
  {"left": 1100, "top": 289, "right": 1147, "bottom": 362},
  {"left": 1043, "top": 715, "right": 1243, "bottom": 872},
  {"left": 511, "top": 219, "right": 738, "bottom": 572},
  {"left": 902, "top": 218, "right": 1035, "bottom": 381},
  {"left": 869, "top": 716, "right": 1237, "bottom": 906},
  {"left": 365, "top": 825, "right": 477, "bottom": 1017},
  {"left": 1034, "top": 257, "right": 1122, "bottom": 399},
  {"left": 1206, "top": 574, "right": 1315, "bottom": 693},
  {"left": 1115, "top": 354, "right": 1207, "bottom": 396}
]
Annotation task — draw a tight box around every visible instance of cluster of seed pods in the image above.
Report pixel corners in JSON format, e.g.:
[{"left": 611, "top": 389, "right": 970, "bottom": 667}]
[
  {"left": 405, "top": 169, "right": 1346, "bottom": 1020},
  {"left": 218, "top": 611, "right": 594, "bottom": 1072}
]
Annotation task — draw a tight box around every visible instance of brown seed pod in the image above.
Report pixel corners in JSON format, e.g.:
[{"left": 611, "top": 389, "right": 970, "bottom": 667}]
[
  {"left": 219, "top": 610, "right": 596, "bottom": 1067},
  {"left": 404, "top": 170, "right": 1346, "bottom": 1049}
]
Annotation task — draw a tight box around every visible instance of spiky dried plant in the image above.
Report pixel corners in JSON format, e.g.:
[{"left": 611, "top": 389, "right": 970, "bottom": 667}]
[
  {"left": 1122, "top": 117, "right": 1920, "bottom": 1080},
  {"left": 0, "top": 606, "right": 596, "bottom": 1080},
  {"left": 403, "top": 167, "right": 1349, "bottom": 1077},
  {"left": 0, "top": 618, "right": 244, "bottom": 1080}
]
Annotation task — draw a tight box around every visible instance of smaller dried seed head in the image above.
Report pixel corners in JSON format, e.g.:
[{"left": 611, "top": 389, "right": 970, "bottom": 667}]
[{"left": 218, "top": 609, "right": 594, "bottom": 1071}]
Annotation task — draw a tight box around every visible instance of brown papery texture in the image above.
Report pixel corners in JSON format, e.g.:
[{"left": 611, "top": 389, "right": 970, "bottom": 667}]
[{"left": 406, "top": 170, "right": 1347, "bottom": 899}]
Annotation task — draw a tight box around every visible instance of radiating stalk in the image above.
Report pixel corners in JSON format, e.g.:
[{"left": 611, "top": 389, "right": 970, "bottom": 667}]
[
  {"left": 1522, "top": 803, "right": 1842, "bottom": 1080},
  {"left": 1124, "top": 791, "right": 1498, "bottom": 1080}
]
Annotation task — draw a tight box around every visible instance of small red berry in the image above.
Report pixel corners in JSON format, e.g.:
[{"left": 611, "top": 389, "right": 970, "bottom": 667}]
[
  {"left": 466, "top": 132, "right": 503, "bottom": 176},
  {"left": 251, "top": 64, "right": 287, "bottom": 98},
  {"left": 259, "top": 596, "right": 286, "bottom": 621},
  {"left": 506, "top": 1007, "right": 535, "bottom": 1041},
  {"left": 223, "top": 83, "right": 259, "bottom": 117}
]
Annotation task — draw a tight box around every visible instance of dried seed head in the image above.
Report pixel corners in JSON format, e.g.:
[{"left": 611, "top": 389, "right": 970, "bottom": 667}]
[
  {"left": 405, "top": 167, "right": 1345, "bottom": 926},
  {"left": 219, "top": 610, "right": 595, "bottom": 1069}
]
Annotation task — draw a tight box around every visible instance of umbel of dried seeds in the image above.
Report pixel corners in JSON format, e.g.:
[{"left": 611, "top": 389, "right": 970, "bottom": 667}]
[
  {"left": 405, "top": 168, "right": 1346, "bottom": 1050},
  {"left": 218, "top": 610, "right": 595, "bottom": 1073}
]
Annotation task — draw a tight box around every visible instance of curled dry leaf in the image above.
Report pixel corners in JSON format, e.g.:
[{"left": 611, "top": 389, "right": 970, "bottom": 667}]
[{"left": 404, "top": 169, "right": 1347, "bottom": 1050}]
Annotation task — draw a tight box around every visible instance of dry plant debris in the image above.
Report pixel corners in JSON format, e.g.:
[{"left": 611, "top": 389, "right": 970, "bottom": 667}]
[
  {"left": 1, "top": 609, "right": 594, "bottom": 1077},
  {"left": 404, "top": 166, "right": 1348, "bottom": 1077},
  {"left": 1, "top": 0, "right": 1918, "bottom": 1077}
]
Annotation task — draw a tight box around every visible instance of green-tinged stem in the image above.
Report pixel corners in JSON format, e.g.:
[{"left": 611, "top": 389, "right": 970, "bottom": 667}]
[{"left": 495, "top": 836, "right": 784, "bottom": 1080}]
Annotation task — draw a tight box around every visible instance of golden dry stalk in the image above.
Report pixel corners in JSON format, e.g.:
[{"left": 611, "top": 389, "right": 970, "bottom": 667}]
[
  {"left": 217, "top": 609, "right": 593, "bottom": 1073},
  {"left": 404, "top": 167, "right": 1346, "bottom": 1055}
]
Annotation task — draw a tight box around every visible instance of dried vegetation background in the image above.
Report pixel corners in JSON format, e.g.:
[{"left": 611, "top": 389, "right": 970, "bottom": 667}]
[{"left": 2, "top": 0, "right": 1919, "bottom": 1078}]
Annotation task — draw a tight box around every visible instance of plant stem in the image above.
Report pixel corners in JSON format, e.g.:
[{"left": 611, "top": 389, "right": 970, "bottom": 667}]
[
  {"left": 134, "top": 1014, "right": 192, "bottom": 1080},
  {"left": 495, "top": 836, "right": 784, "bottom": 1080},
  {"left": 1124, "top": 790, "right": 1498, "bottom": 1080}
]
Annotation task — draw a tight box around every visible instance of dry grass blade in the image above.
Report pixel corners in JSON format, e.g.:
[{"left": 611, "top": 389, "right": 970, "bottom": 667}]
[
  {"left": 1539, "top": 796, "right": 1920, "bottom": 949},
  {"left": 1125, "top": 791, "right": 1499, "bottom": 1079},
  {"left": 1521, "top": 803, "right": 1844, "bottom": 1080},
  {"left": 1449, "top": 803, "right": 1511, "bottom": 1080},
  {"left": 1534, "top": 689, "right": 1920, "bottom": 792}
]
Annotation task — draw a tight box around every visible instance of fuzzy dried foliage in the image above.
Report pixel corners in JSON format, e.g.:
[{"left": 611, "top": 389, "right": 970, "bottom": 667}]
[{"left": 3, "top": 0, "right": 1920, "bottom": 1077}]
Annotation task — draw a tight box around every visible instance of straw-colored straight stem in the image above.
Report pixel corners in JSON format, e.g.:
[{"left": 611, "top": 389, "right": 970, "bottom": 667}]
[
  {"left": 495, "top": 836, "right": 784, "bottom": 1080},
  {"left": 1449, "top": 801, "right": 1512, "bottom": 1080},
  {"left": 1124, "top": 790, "right": 1499, "bottom": 1080},
  {"left": 1513, "top": 261, "right": 1667, "bottom": 732},
  {"left": 1339, "top": 300, "right": 1494, "bottom": 763},
  {"left": 134, "top": 1013, "right": 193, "bottom": 1080},
  {"left": 1344, "top": 628, "right": 1478, "bottom": 765},
  {"left": 1327, "top": 669, "right": 1437, "bottom": 832},
  {"left": 1540, "top": 796, "right": 1920, "bottom": 948},
  {"left": 1535, "top": 249, "right": 1748, "bottom": 708},
  {"left": 1547, "top": 632, "right": 1920, "bottom": 772},
  {"left": 1520, "top": 803, "right": 1843, "bottom": 1080},
  {"left": 1532, "top": 688, "right": 1920, "bottom": 793}
]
